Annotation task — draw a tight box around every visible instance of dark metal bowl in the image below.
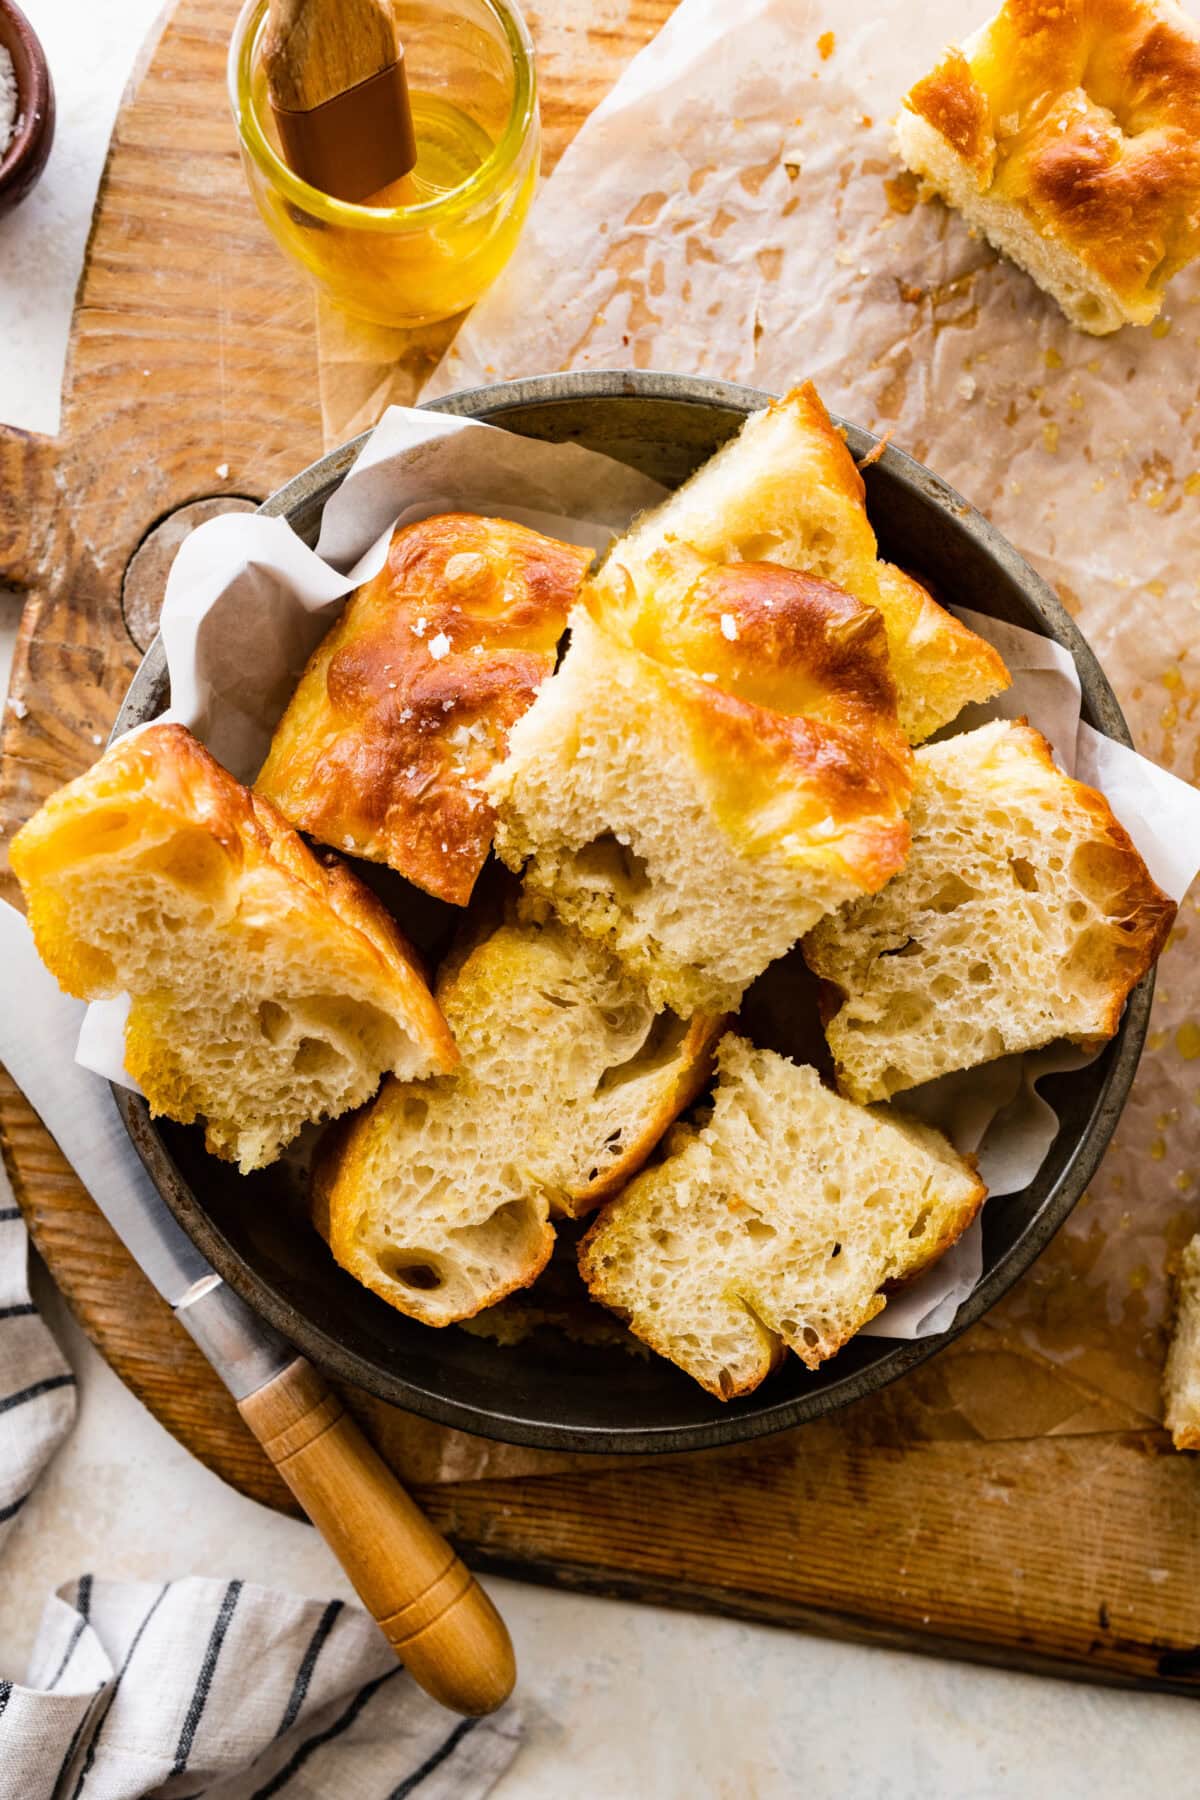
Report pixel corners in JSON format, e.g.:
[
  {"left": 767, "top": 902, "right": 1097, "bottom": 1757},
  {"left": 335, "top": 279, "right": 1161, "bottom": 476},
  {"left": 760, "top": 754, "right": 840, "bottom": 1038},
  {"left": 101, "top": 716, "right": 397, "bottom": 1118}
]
[{"left": 112, "top": 371, "right": 1151, "bottom": 1454}]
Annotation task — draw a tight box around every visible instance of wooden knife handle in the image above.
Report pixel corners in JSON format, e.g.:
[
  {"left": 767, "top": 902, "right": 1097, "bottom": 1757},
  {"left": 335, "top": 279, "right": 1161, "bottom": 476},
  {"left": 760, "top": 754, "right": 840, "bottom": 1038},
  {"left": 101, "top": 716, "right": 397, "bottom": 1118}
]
[{"left": 238, "top": 1357, "right": 516, "bottom": 1716}]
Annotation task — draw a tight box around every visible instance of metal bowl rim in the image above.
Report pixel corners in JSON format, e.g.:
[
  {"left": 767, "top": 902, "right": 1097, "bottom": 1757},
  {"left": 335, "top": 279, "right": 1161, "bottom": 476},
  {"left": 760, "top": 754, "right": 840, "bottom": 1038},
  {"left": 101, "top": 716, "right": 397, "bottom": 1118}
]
[{"left": 110, "top": 368, "right": 1152, "bottom": 1454}]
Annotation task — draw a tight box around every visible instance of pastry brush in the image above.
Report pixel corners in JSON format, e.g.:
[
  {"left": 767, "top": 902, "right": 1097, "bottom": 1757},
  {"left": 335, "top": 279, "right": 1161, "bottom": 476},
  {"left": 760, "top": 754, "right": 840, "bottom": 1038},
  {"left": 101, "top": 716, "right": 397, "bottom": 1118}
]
[{"left": 263, "top": 0, "right": 417, "bottom": 202}]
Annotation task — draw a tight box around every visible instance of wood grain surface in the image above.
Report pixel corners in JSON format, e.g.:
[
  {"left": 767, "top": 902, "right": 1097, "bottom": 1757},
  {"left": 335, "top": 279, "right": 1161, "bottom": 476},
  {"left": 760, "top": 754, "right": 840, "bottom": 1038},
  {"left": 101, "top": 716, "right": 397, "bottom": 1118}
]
[{"left": 2, "top": 0, "right": 1200, "bottom": 1697}]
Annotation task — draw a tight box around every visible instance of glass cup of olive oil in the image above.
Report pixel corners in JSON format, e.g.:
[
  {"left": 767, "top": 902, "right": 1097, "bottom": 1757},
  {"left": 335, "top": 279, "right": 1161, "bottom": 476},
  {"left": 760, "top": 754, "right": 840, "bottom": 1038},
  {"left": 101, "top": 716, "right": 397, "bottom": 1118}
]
[{"left": 229, "top": 0, "right": 540, "bottom": 327}]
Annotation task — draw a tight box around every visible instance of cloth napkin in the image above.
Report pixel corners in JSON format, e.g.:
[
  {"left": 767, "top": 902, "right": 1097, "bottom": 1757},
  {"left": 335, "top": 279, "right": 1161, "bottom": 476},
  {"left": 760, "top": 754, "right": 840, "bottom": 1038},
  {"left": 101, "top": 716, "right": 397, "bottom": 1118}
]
[{"left": 0, "top": 898, "right": 523, "bottom": 1800}]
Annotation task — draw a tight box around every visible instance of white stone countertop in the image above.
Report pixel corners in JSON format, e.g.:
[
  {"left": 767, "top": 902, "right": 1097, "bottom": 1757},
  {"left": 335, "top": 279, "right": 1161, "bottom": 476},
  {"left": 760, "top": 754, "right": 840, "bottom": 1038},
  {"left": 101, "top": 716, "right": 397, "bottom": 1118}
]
[{"left": 0, "top": 4, "right": 1197, "bottom": 1793}]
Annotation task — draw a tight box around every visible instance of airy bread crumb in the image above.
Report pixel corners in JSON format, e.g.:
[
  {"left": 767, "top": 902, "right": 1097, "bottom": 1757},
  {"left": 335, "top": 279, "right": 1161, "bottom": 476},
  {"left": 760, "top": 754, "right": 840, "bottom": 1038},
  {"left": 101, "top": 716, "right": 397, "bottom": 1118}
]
[
  {"left": 314, "top": 909, "right": 723, "bottom": 1325},
  {"left": 804, "top": 720, "right": 1176, "bottom": 1102},
  {"left": 9, "top": 724, "right": 456, "bottom": 1171},
  {"left": 579, "top": 1034, "right": 985, "bottom": 1398}
]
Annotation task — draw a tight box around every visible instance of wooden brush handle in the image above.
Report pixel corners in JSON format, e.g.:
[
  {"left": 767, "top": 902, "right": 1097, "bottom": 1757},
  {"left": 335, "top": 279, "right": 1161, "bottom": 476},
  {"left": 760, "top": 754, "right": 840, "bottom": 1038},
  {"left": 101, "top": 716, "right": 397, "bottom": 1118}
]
[
  {"left": 238, "top": 1358, "right": 516, "bottom": 1716},
  {"left": 264, "top": 0, "right": 398, "bottom": 110}
]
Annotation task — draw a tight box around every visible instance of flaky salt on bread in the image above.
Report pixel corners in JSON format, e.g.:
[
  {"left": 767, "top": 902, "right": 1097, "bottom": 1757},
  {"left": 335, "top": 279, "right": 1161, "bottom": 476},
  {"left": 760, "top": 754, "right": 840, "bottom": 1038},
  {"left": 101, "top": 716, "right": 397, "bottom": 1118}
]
[
  {"left": 895, "top": 0, "right": 1200, "bottom": 334},
  {"left": 579, "top": 1034, "right": 985, "bottom": 1399},
  {"left": 489, "top": 556, "right": 913, "bottom": 1016},
  {"left": 805, "top": 719, "right": 1175, "bottom": 1103},
  {"left": 313, "top": 910, "right": 724, "bottom": 1325},
  {"left": 586, "top": 383, "right": 1008, "bottom": 742},
  {"left": 9, "top": 723, "right": 455, "bottom": 1172},
  {"left": 256, "top": 514, "right": 592, "bottom": 906},
  {"left": 1164, "top": 1235, "right": 1200, "bottom": 1450}
]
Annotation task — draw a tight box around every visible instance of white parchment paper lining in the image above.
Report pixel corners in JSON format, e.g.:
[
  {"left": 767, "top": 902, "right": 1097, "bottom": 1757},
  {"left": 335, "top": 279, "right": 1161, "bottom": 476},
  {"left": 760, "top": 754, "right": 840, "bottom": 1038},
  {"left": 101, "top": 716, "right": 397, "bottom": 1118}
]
[{"left": 74, "top": 406, "right": 1200, "bottom": 1341}]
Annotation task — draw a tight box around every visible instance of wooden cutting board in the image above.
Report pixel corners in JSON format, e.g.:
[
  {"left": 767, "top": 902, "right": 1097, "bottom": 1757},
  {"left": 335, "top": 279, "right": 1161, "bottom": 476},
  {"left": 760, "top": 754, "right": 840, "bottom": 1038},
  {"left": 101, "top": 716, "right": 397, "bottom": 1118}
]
[{"left": 3, "top": 0, "right": 1200, "bottom": 1695}]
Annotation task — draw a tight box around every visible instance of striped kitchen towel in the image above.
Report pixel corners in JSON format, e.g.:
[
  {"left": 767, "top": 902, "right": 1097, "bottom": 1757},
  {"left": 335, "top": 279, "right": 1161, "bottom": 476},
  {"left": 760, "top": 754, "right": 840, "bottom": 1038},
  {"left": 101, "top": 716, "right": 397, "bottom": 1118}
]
[
  {"left": 0, "top": 1194, "right": 523, "bottom": 1800},
  {"left": 0, "top": 1193, "right": 76, "bottom": 1550},
  {"left": 0, "top": 1570, "right": 522, "bottom": 1799}
]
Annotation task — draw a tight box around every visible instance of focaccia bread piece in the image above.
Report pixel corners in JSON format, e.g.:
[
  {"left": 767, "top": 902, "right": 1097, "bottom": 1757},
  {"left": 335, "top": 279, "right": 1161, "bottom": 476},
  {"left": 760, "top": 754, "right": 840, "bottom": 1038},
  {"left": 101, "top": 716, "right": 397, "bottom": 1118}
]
[
  {"left": 489, "top": 561, "right": 914, "bottom": 1015},
  {"left": 255, "top": 513, "right": 593, "bottom": 905},
  {"left": 10, "top": 723, "right": 456, "bottom": 1172},
  {"left": 805, "top": 719, "right": 1175, "bottom": 1102},
  {"left": 586, "top": 382, "right": 1009, "bottom": 742},
  {"left": 314, "top": 911, "right": 724, "bottom": 1325},
  {"left": 579, "top": 1034, "right": 985, "bottom": 1398},
  {"left": 896, "top": 0, "right": 1200, "bottom": 333},
  {"left": 1164, "top": 1235, "right": 1200, "bottom": 1450}
]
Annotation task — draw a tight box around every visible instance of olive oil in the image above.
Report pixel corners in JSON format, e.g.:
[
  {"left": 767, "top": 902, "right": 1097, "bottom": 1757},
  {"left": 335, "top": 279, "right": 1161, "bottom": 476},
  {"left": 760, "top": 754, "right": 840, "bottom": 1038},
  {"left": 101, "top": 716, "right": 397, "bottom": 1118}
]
[
  {"left": 368, "top": 94, "right": 497, "bottom": 209},
  {"left": 239, "top": 8, "right": 540, "bottom": 329}
]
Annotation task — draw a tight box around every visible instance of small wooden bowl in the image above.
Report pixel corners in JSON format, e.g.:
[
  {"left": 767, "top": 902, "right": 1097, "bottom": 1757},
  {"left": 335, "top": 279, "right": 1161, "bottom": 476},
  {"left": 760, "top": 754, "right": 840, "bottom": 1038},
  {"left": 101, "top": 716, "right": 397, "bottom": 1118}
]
[{"left": 0, "top": 0, "right": 54, "bottom": 217}]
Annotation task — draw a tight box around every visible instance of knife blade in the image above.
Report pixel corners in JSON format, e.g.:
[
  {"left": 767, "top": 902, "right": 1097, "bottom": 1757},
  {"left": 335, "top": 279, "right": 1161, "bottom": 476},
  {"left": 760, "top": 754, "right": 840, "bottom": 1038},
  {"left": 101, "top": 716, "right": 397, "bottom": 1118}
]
[{"left": 0, "top": 901, "right": 292, "bottom": 1397}]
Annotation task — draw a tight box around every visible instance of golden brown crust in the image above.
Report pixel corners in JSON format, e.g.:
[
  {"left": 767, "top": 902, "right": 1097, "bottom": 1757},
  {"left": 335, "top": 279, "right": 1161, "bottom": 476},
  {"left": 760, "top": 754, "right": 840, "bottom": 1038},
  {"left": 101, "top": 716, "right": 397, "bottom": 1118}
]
[
  {"left": 635, "top": 566, "right": 915, "bottom": 888},
  {"left": 587, "top": 381, "right": 871, "bottom": 636},
  {"left": 903, "top": 0, "right": 1200, "bottom": 312},
  {"left": 585, "top": 555, "right": 916, "bottom": 891},
  {"left": 10, "top": 722, "right": 458, "bottom": 1076},
  {"left": 680, "top": 672, "right": 913, "bottom": 888},
  {"left": 624, "top": 555, "right": 901, "bottom": 730},
  {"left": 908, "top": 48, "right": 996, "bottom": 183},
  {"left": 1044, "top": 735, "right": 1177, "bottom": 1032},
  {"left": 873, "top": 563, "right": 1011, "bottom": 742},
  {"left": 255, "top": 513, "right": 592, "bottom": 906},
  {"left": 783, "top": 380, "right": 870, "bottom": 510},
  {"left": 588, "top": 382, "right": 1009, "bottom": 742},
  {"left": 310, "top": 1110, "right": 355, "bottom": 1244}
]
